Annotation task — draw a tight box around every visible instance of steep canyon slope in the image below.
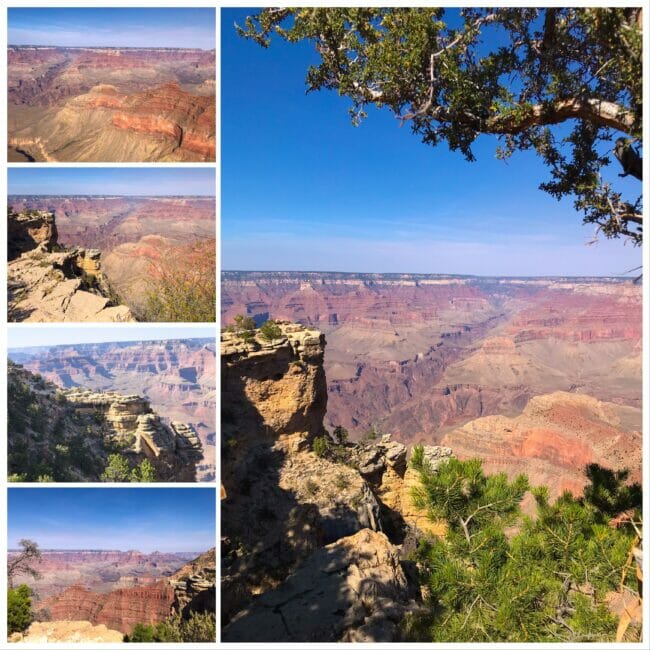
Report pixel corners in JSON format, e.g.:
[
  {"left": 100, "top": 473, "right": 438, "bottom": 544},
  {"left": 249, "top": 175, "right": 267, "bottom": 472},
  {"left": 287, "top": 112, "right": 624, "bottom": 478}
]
[
  {"left": 8, "top": 47, "right": 215, "bottom": 162},
  {"left": 9, "top": 339, "right": 216, "bottom": 481},
  {"left": 221, "top": 272, "right": 641, "bottom": 491}
]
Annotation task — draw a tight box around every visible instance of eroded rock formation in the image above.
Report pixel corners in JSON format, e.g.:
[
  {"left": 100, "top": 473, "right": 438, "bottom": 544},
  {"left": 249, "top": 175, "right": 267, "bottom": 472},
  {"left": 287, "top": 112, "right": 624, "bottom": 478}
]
[
  {"left": 8, "top": 362, "right": 202, "bottom": 482},
  {"left": 221, "top": 323, "right": 446, "bottom": 641},
  {"left": 8, "top": 209, "right": 134, "bottom": 322},
  {"left": 8, "top": 47, "right": 215, "bottom": 163}
]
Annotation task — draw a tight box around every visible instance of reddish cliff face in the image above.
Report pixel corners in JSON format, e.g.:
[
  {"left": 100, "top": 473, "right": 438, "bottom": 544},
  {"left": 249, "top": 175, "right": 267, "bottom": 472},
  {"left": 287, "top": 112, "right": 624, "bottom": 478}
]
[
  {"left": 441, "top": 392, "right": 642, "bottom": 501},
  {"left": 43, "top": 584, "right": 176, "bottom": 634}
]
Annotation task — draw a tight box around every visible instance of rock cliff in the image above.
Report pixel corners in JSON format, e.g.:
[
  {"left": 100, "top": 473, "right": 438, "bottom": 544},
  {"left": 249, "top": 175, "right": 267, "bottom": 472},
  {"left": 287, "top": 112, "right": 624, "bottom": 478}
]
[
  {"left": 8, "top": 208, "right": 134, "bottom": 322},
  {"left": 221, "top": 323, "right": 447, "bottom": 641},
  {"left": 9, "top": 621, "right": 123, "bottom": 644},
  {"left": 8, "top": 362, "right": 202, "bottom": 482},
  {"left": 38, "top": 548, "right": 215, "bottom": 635}
]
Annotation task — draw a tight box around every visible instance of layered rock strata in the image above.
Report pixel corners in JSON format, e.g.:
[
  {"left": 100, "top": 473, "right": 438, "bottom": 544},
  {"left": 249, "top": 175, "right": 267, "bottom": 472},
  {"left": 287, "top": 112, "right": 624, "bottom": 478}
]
[{"left": 8, "top": 363, "right": 202, "bottom": 482}]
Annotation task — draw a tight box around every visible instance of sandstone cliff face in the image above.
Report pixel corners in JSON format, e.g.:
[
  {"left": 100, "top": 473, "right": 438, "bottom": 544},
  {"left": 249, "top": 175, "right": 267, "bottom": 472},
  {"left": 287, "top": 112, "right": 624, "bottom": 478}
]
[
  {"left": 220, "top": 323, "right": 449, "bottom": 641},
  {"left": 8, "top": 209, "right": 134, "bottom": 323},
  {"left": 7, "top": 210, "right": 58, "bottom": 260},
  {"left": 44, "top": 584, "right": 175, "bottom": 635},
  {"left": 8, "top": 362, "right": 202, "bottom": 482},
  {"left": 9, "top": 621, "right": 123, "bottom": 644}
]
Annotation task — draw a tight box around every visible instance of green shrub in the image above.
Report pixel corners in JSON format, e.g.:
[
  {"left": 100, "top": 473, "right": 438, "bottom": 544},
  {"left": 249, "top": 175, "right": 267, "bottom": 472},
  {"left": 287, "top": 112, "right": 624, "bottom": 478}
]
[
  {"left": 124, "top": 612, "right": 216, "bottom": 643},
  {"left": 312, "top": 435, "right": 330, "bottom": 457},
  {"left": 259, "top": 319, "right": 283, "bottom": 341},
  {"left": 333, "top": 425, "right": 349, "bottom": 445},
  {"left": 405, "top": 458, "right": 641, "bottom": 642},
  {"left": 8, "top": 585, "right": 33, "bottom": 634}
]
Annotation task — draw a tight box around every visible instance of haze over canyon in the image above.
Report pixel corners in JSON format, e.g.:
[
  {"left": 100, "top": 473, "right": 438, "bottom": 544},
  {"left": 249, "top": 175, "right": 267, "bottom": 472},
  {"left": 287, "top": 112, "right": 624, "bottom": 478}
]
[{"left": 221, "top": 271, "right": 641, "bottom": 495}]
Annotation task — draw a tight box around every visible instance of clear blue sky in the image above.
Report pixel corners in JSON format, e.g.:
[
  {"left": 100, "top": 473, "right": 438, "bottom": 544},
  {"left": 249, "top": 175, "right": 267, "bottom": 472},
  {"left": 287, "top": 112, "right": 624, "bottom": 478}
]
[
  {"left": 8, "top": 488, "right": 215, "bottom": 552},
  {"left": 8, "top": 168, "right": 215, "bottom": 197},
  {"left": 8, "top": 325, "right": 215, "bottom": 350},
  {"left": 8, "top": 8, "right": 215, "bottom": 49},
  {"left": 221, "top": 9, "right": 641, "bottom": 277}
]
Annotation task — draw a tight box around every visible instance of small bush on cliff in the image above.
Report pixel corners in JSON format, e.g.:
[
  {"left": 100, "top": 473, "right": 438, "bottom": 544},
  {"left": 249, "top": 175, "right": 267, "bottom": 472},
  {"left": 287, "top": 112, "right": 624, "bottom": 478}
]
[
  {"left": 8, "top": 585, "right": 33, "bottom": 634},
  {"left": 124, "top": 612, "right": 216, "bottom": 642},
  {"left": 333, "top": 425, "right": 349, "bottom": 445},
  {"left": 405, "top": 458, "right": 641, "bottom": 642},
  {"left": 259, "top": 319, "right": 282, "bottom": 341},
  {"left": 312, "top": 435, "right": 330, "bottom": 458},
  {"left": 141, "top": 241, "right": 216, "bottom": 323}
]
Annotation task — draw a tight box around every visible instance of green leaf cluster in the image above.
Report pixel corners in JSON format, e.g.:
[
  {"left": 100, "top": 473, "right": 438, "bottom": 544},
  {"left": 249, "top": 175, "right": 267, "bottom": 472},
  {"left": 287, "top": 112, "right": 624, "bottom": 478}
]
[{"left": 406, "top": 454, "right": 641, "bottom": 642}]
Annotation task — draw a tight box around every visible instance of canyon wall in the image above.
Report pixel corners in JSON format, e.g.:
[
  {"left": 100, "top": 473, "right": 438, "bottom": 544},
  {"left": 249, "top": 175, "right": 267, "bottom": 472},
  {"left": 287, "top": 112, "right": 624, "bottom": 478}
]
[
  {"left": 8, "top": 47, "right": 215, "bottom": 163},
  {"left": 10, "top": 338, "right": 216, "bottom": 481},
  {"left": 221, "top": 272, "right": 641, "bottom": 444}
]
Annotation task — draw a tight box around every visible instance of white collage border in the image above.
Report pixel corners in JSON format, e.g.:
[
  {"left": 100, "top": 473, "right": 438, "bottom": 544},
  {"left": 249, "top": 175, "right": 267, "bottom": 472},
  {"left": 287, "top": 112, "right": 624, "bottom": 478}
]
[{"left": 0, "top": 1, "right": 647, "bottom": 649}]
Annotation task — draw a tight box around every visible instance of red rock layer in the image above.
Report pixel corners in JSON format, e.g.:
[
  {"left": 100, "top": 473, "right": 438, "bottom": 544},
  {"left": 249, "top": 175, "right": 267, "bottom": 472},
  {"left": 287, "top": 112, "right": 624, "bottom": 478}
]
[{"left": 43, "top": 583, "right": 175, "bottom": 634}]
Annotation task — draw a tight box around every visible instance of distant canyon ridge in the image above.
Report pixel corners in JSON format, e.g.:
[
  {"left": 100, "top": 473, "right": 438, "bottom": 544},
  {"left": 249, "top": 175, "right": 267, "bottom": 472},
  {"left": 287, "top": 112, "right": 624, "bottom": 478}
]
[
  {"left": 8, "top": 195, "right": 215, "bottom": 318},
  {"left": 221, "top": 271, "right": 641, "bottom": 493},
  {"left": 8, "top": 46, "right": 215, "bottom": 162}
]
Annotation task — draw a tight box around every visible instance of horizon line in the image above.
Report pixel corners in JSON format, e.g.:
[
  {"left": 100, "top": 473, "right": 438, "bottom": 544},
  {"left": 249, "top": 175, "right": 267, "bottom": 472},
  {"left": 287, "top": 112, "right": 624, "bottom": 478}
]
[
  {"left": 8, "top": 44, "right": 215, "bottom": 51},
  {"left": 221, "top": 269, "right": 639, "bottom": 280},
  {"left": 8, "top": 336, "right": 215, "bottom": 351}
]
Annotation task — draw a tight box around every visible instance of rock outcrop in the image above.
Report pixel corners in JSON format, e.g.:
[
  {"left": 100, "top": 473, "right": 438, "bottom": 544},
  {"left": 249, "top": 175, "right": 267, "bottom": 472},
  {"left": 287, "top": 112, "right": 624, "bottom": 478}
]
[
  {"left": 221, "top": 323, "right": 442, "bottom": 641},
  {"left": 11, "top": 337, "right": 216, "bottom": 482},
  {"left": 9, "top": 621, "right": 123, "bottom": 644},
  {"left": 224, "top": 529, "right": 417, "bottom": 643},
  {"left": 8, "top": 209, "right": 134, "bottom": 322},
  {"left": 8, "top": 362, "right": 202, "bottom": 482}
]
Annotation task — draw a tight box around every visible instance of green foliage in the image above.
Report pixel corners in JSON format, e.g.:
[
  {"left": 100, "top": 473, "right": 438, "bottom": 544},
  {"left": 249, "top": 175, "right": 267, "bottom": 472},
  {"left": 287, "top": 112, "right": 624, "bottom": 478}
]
[
  {"left": 332, "top": 425, "right": 349, "bottom": 445},
  {"left": 136, "top": 459, "right": 157, "bottom": 483},
  {"left": 124, "top": 612, "right": 216, "bottom": 643},
  {"left": 312, "top": 435, "right": 330, "bottom": 457},
  {"left": 101, "top": 454, "right": 159, "bottom": 483},
  {"left": 582, "top": 463, "right": 641, "bottom": 518},
  {"left": 8, "top": 473, "right": 27, "bottom": 483},
  {"left": 258, "top": 319, "right": 283, "bottom": 341},
  {"left": 141, "top": 242, "right": 216, "bottom": 323},
  {"left": 406, "top": 458, "right": 641, "bottom": 642},
  {"left": 8, "top": 585, "right": 33, "bottom": 634},
  {"left": 239, "top": 8, "right": 642, "bottom": 244},
  {"left": 410, "top": 444, "right": 425, "bottom": 470}
]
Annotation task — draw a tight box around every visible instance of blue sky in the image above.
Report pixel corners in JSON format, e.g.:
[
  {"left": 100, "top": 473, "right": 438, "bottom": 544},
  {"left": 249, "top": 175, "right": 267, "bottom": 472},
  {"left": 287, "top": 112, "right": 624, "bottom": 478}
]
[
  {"left": 8, "top": 167, "right": 215, "bottom": 197},
  {"left": 221, "top": 9, "right": 642, "bottom": 277},
  {"left": 8, "top": 325, "right": 215, "bottom": 350},
  {"left": 8, "top": 8, "right": 215, "bottom": 49},
  {"left": 8, "top": 488, "right": 215, "bottom": 552}
]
